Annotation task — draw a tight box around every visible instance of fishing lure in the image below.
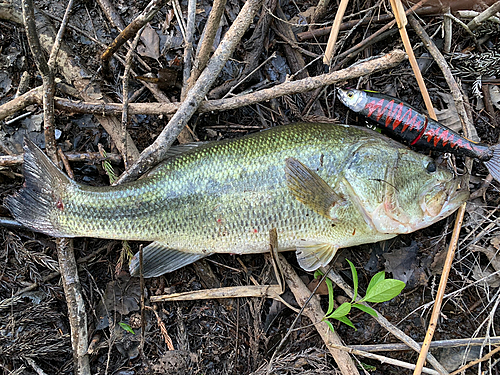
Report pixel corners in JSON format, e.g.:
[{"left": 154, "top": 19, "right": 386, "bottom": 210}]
[{"left": 337, "top": 88, "right": 500, "bottom": 182}]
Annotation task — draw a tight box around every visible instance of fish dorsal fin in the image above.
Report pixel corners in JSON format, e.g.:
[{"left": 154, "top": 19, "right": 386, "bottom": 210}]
[
  {"left": 285, "top": 157, "right": 344, "bottom": 219},
  {"left": 145, "top": 142, "right": 211, "bottom": 177},
  {"left": 296, "top": 240, "right": 339, "bottom": 271},
  {"left": 163, "top": 142, "right": 211, "bottom": 159},
  {"left": 129, "top": 242, "right": 211, "bottom": 278}
]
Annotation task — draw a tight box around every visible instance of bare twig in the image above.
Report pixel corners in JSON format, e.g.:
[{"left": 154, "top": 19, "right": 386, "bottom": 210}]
[
  {"left": 276, "top": 255, "right": 359, "bottom": 375},
  {"left": 181, "top": 0, "right": 196, "bottom": 100},
  {"left": 121, "top": 27, "right": 145, "bottom": 167},
  {"left": 412, "top": 204, "right": 466, "bottom": 375},
  {"left": 449, "top": 345, "right": 500, "bottom": 375},
  {"left": 330, "top": 0, "right": 430, "bottom": 70},
  {"left": 467, "top": 1, "right": 500, "bottom": 31},
  {"left": 390, "top": 0, "right": 436, "bottom": 120},
  {"left": 47, "top": 0, "right": 74, "bottom": 69},
  {"left": 327, "top": 343, "right": 440, "bottom": 375},
  {"left": 57, "top": 238, "right": 90, "bottom": 375},
  {"left": 187, "top": 0, "right": 227, "bottom": 91},
  {"left": 323, "top": 0, "right": 349, "bottom": 65},
  {"left": 114, "top": 0, "right": 265, "bottom": 184},
  {"left": 2, "top": 50, "right": 407, "bottom": 119},
  {"left": 101, "top": 0, "right": 165, "bottom": 75},
  {"left": 349, "top": 337, "right": 500, "bottom": 352},
  {"left": 21, "top": 0, "right": 57, "bottom": 162}
]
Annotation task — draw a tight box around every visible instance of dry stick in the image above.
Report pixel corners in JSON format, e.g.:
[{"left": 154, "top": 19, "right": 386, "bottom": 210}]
[
  {"left": 101, "top": 0, "right": 165, "bottom": 75},
  {"left": 151, "top": 285, "right": 283, "bottom": 302},
  {"left": 0, "top": 152, "right": 121, "bottom": 167},
  {"left": 408, "top": 18, "right": 476, "bottom": 373},
  {"left": 57, "top": 238, "right": 90, "bottom": 375},
  {"left": 350, "top": 337, "right": 500, "bottom": 352},
  {"left": 187, "top": 0, "right": 227, "bottom": 92},
  {"left": 114, "top": 0, "right": 265, "bottom": 185},
  {"left": 121, "top": 28, "right": 145, "bottom": 168},
  {"left": 22, "top": 2, "right": 90, "bottom": 373},
  {"left": 467, "top": 0, "right": 500, "bottom": 31},
  {"left": 328, "top": 343, "right": 440, "bottom": 375},
  {"left": 276, "top": 255, "right": 359, "bottom": 375},
  {"left": 181, "top": 0, "right": 196, "bottom": 100},
  {"left": 6, "top": 50, "right": 406, "bottom": 119},
  {"left": 323, "top": 0, "right": 349, "bottom": 65},
  {"left": 47, "top": 0, "right": 74, "bottom": 69},
  {"left": 324, "top": 269, "right": 449, "bottom": 375},
  {"left": 331, "top": 0, "right": 430, "bottom": 70},
  {"left": 208, "top": 0, "right": 278, "bottom": 99},
  {"left": 21, "top": 0, "right": 57, "bottom": 162},
  {"left": 407, "top": 15, "right": 475, "bottom": 137},
  {"left": 414, "top": 212, "right": 468, "bottom": 375},
  {"left": 449, "top": 344, "right": 500, "bottom": 375},
  {"left": 390, "top": 0, "right": 436, "bottom": 120}
]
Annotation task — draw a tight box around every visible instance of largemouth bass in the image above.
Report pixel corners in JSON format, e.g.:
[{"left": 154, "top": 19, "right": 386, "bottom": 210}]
[
  {"left": 5, "top": 123, "right": 468, "bottom": 277},
  {"left": 337, "top": 88, "right": 500, "bottom": 182}
]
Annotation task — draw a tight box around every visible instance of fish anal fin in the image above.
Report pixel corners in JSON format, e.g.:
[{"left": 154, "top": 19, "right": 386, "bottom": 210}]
[
  {"left": 129, "top": 242, "right": 211, "bottom": 278},
  {"left": 285, "top": 157, "right": 344, "bottom": 219},
  {"left": 296, "top": 240, "right": 339, "bottom": 271}
]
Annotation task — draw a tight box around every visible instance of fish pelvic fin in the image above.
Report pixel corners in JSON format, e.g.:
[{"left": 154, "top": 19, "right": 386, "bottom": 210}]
[
  {"left": 4, "top": 139, "right": 73, "bottom": 237},
  {"left": 284, "top": 157, "right": 344, "bottom": 220},
  {"left": 296, "top": 240, "right": 339, "bottom": 271},
  {"left": 485, "top": 143, "right": 500, "bottom": 183},
  {"left": 129, "top": 242, "right": 211, "bottom": 277}
]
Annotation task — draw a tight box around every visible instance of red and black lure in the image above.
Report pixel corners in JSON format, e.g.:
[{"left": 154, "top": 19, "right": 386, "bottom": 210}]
[{"left": 337, "top": 88, "right": 500, "bottom": 182}]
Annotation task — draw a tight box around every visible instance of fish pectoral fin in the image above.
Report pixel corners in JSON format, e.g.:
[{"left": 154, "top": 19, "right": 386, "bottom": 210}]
[
  {"left": 285, "top": 157, "right": 344, "bottom": 219},
  {"left": 129, "top": 242, "right": 211, "bottom": 278},
  {"left": 296, "top": 240, "right": 339, "bottom": 271}
]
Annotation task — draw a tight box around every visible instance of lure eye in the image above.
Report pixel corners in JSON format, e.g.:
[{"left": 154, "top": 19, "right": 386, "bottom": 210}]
[
  {"left": 347, "top": 90, "right": 354, "bottom": 98},
  {"left": 426, "top": 161, "right": 437, "bottom": 173}
]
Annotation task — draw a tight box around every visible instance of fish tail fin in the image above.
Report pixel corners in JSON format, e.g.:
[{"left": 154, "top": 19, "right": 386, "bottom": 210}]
[
  {"left": 485, "top": 143, "right": 500, "bottom": 183},
  {"left": 4, "top": 139, "right": 73, "bottom": 237}
]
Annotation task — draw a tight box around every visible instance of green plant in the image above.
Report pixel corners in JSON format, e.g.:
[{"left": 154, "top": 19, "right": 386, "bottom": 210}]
[
  {"left": 118, "top": 322, "right": 135, "bottom": 334},
  {"left": 314, "top": 259, "right": 406, "bottom": 331}
]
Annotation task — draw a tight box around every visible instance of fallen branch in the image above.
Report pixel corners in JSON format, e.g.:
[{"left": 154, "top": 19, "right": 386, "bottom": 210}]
[
  {"left": 150, "top": 284, "right": 283, "bottom": 302},
  {"left": 114, "top": 0, "right": 265, "bottom": 184},
  {"left": 278, "top": 255, "right": 359, "bottom": 375},
  {"left": 3, "top": 50, "right": 406, "bottom": 120}
]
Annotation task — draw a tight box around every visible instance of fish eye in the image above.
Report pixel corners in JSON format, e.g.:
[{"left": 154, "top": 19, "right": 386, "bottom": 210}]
[
  {"left": 347, "top": 90, "right": 354, "bottom": 98},
  {"left": 426, "top": 161, "right": 437, "bottom": 173}
]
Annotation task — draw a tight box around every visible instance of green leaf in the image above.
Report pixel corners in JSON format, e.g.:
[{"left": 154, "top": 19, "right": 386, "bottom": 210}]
[
  {"left": 118, "top": 322, "right": 135, "bottom": 334},
  {"left": 365, "top": 271, "right": 385, "bottom": 297},
  {"left": 325, "top": 277, "right": 335, "bottom": 316},
  {"left": 346, "top": 259, "right": 358, "bottom": 302},
  {"left": 352, "top": 303, "right": 378, "bottom": 317},
  {"left": 325, "top": 320, "right": 335, "bottom": 333},
  {"left": 363, "top": 279, "right": 405, "bottom": 303},
  {"left": 326, "top": 302, "right": 351, "bottom": 319},
  {"left": 335, "top": 315, "right": 356, "bottom": 330}
]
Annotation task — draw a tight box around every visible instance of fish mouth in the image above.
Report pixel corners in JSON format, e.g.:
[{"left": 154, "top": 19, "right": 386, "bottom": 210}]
[{"left": 417, "top": 178, "right": 469, "bottom": 231}]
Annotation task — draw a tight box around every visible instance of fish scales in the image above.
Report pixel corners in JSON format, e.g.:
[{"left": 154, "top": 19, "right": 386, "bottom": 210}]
[
  {"left": 49, "top": 123, "right": 379, "bottom": 249},
  {"left": 5, "top": 122, "right": 468, "bottom": 277}
]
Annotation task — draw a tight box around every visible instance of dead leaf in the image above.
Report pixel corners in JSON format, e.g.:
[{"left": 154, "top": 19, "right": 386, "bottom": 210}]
[
  {"left": 472, "top": 265, "right": 500, "bottom": 288},
  {"left": 138, "top": 23, "right": 160, "bottom": 59},
  {"left": 434, "top": 92, "right": 461, "bottom": 133},
  {"left": 383, "top": 241, "right": 427, "bottom": 287}
]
